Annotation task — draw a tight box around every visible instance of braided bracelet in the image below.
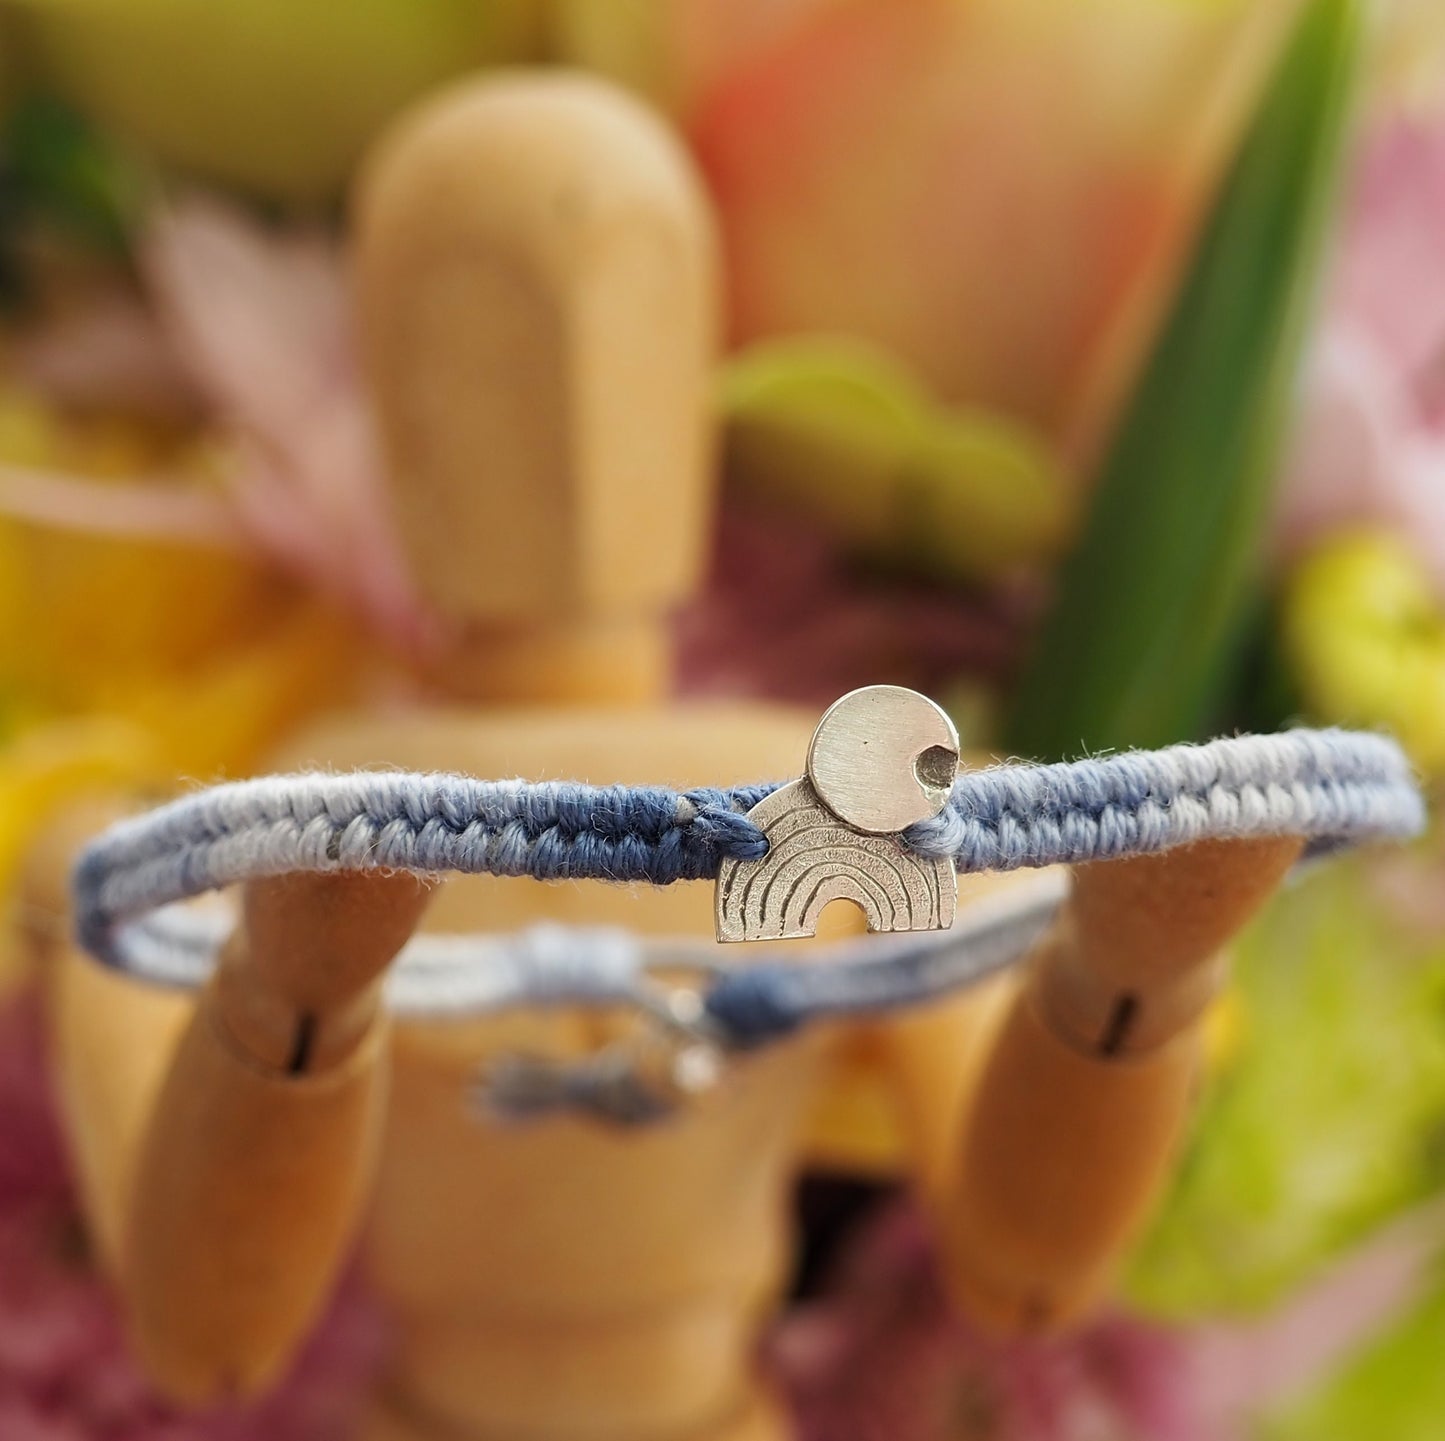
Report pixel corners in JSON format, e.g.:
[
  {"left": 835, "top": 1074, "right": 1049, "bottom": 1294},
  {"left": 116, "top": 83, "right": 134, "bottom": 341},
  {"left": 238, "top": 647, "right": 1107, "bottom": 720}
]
[
  {"left": 67, "top": 676, "right": 1410, "bottom": 948},
  {"left": 70, "top": 685, "right": 1425, "bottom": 1122}
]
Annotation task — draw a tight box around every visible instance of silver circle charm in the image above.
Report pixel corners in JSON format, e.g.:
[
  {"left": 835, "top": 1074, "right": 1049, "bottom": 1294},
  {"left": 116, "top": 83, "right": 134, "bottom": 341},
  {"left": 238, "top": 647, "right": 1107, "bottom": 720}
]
[
  {"left": 716, "top": 685, "right": 959, "bottom": 943},
  {"left": 806, "top": 685, "right": 959, "bottom": 834}
]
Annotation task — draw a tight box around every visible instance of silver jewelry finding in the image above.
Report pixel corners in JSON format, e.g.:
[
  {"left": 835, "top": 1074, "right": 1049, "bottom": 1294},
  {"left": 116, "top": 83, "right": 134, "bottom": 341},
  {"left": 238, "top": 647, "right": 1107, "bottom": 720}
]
[{"left": 715, "top": 685, "right": 960, "bottom": 943}]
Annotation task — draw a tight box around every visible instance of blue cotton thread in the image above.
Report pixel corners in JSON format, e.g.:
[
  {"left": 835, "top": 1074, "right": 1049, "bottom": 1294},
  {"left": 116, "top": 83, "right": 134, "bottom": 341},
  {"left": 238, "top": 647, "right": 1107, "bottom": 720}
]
[
  {"left": 74, "top": 728, "right": 1422, "bottom": 970},
  {"left": 66, "top": 727, "right": 1425, "bottom": 1122},
  {"left": 109, "top": 869, "right": 1069, "bottom": 1045}
]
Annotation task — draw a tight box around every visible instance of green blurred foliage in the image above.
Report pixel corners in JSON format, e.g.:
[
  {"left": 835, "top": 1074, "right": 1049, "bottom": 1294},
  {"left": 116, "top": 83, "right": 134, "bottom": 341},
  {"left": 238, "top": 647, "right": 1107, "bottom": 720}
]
[
  {"left": 720, "top": 337, "right": 1070, "bottom": 586},
  {"left": 0, "top": 94, "right": 146, "bottom": 306},
  {"left": 1, "top": 93, "right": 143, "bottom": 250},
  {"left": 1005, "top": 0, "right": 1362, "bottom": 760},
  {"left": 1127, "top": 856, "right": 1445, "bottom": 1317}
]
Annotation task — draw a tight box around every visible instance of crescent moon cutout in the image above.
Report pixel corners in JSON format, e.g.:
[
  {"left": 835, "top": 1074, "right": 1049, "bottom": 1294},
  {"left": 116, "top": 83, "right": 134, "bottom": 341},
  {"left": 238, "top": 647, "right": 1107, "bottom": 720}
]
[{"left": 716, "top": 781, "right": 957, "bottom": 942}]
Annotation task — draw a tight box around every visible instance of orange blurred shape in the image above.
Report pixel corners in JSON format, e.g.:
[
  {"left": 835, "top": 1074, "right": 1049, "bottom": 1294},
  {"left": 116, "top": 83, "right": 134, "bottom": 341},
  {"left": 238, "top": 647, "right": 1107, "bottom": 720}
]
[{"left": 685, "top": 0, "right": 1303, "bottom": 474}]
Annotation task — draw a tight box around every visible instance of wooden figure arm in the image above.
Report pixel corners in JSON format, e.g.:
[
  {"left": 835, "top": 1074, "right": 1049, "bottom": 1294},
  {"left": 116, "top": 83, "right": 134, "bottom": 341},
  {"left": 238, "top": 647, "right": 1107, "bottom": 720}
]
[
  {"left": 121, "top": 870, "right": 433, "bottom": 1402},
  {"left": 927, "top": 836, "right": 1300, "bottom": 1332}
]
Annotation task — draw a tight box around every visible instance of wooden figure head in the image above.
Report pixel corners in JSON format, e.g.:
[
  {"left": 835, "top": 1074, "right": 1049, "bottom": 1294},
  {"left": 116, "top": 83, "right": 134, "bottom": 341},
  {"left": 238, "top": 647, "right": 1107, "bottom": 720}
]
[{"left": 353, "top": 72, "right": 720, "bottom": 700}]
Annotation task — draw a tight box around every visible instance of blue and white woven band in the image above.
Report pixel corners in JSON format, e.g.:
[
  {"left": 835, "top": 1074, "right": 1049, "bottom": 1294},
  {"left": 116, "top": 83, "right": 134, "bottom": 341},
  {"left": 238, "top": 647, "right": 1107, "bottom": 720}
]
[{"left": 69, "top": 727, "right": 1424, "bottom": 1052}]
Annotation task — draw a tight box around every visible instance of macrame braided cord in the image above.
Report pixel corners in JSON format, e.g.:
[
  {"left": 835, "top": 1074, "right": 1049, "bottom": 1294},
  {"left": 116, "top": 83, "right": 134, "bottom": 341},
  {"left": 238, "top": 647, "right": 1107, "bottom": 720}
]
[{"left": 77, "top": 728, "right": 1423, "bottom": 975}]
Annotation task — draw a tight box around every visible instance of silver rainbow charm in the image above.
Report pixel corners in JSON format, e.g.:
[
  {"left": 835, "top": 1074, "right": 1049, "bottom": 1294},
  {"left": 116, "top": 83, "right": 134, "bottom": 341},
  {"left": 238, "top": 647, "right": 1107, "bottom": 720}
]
[{"left": 715, "top": 685, "right": 960, "bottom": 943}]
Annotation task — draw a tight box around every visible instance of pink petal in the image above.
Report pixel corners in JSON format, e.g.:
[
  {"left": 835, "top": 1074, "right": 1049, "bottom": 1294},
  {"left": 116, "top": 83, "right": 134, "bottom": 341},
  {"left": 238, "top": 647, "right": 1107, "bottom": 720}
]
[
  {"left": 1185, "top": 1203, "right": 1443, "bottom": 1421},
  {"left": 1274, "top": 325, "right": 1405, "bottom": 553},
  {"left": 1330, "top": 115, "right": 1445, "bottom": 384},
  {"left": 141, "top": 195, "right": 436, "bottom": 652},
  {"left": 143, "top": 196, "right": 352, "bottom": 437},
  {"left": 0, "top": 465, "right": 242, "bottom": 549}
]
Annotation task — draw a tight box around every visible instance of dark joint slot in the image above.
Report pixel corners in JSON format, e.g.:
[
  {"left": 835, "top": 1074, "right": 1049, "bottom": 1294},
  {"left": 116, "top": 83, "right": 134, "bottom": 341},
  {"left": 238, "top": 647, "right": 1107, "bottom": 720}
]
[
  {"left": 286, "top": 1012, "right": 319, "bottom": 1075},
  {"left": 1097, "top": 993, "right": 1139, "bottom": 1058}
]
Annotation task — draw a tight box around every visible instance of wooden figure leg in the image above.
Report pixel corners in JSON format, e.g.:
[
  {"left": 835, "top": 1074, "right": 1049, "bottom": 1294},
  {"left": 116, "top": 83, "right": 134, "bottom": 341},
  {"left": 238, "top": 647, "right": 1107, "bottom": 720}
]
[
  {"left": 935, "top": 836, "right": 1302, "bottom": 1331},
  {"left": 121, "top": 869, "right": 434, "bottom": 1401}
]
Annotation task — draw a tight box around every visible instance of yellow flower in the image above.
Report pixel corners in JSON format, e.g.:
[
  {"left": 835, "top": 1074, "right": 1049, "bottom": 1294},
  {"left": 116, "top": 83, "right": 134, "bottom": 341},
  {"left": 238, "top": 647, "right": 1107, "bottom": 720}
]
[
  {"left": 0, "top": 381, "right": 365, "bottom": 989},
  {"left": 1282, "top": 531, "right": 1445, "bottom": 773},
  {"left": 0, "top": 389, "right": 282, "bottom": 713}
]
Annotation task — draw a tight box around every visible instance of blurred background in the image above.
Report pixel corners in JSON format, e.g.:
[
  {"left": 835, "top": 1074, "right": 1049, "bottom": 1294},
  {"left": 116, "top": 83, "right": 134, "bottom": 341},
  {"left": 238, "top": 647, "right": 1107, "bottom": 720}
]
[{"left": 0, "top": 1, "right": 1442, "bottom": 1437}]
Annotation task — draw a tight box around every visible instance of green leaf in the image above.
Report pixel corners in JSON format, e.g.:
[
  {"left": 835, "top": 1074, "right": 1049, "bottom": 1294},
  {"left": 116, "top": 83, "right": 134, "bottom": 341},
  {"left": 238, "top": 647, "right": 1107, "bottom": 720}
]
[
  {"left": 1, "top": 93, "right": 145, "bottom": 256},
  {"left": 1003, "top": 0, "right": 1362, "bottom": 759},
  {"left": 1125, "top": 856, "right": 1445, "bottom": 1317}
]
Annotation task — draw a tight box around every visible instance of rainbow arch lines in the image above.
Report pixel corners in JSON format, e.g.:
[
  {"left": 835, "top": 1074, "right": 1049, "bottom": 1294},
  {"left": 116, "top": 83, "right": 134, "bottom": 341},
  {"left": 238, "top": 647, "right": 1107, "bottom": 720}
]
[{"left": 716, "top": 782, "right": 957, "bottom": 942}]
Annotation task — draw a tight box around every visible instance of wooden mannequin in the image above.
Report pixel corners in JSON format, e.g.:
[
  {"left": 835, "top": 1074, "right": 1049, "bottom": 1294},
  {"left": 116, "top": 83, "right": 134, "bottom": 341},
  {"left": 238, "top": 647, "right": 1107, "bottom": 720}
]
[{"left": 33, "top": 73, "right": 1303, "bottom": 1441}]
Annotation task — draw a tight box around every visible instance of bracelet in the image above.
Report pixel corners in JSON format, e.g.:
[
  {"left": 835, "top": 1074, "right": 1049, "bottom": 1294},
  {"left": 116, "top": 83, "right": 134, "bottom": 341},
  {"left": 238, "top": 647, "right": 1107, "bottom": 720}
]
[
  {"left": 70, "top": 717, "right": 1424, "bottom": 1123},
  {"left": 75, "top": 726, "right": 1422, "bottom": 957},
  {"left": 108, "top": 870, "right": 1069, "bottom": 1041}
]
